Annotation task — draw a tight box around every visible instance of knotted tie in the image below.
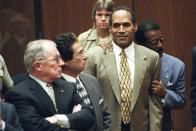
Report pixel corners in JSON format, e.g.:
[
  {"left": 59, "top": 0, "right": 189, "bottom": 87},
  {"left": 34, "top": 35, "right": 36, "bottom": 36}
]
[
  {"left": 46, "top": 83, "right": 58, "bottom": 112},
  {"left": 119, "top": 49, "right": 132, "bottom": 124},
  {"left": 75, "top": 79, "right": 91, "bottom": 105}
]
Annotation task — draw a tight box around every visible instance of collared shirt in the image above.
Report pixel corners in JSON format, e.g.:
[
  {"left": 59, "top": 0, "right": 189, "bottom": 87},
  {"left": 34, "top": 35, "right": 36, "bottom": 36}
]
[
  {"left": 29, "top": 74, "right": 70, "bottom": 128},
  {"left": 112, "top": 41, "right": 135, "bottom": 88}
]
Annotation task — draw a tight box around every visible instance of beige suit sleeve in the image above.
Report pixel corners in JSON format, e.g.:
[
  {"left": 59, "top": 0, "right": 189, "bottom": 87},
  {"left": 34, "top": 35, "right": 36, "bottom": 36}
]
[
  {"left": 0, "top": 55, "right": 13, "bottom": 90},
  {"left": 149, "top": 54, "right": 163, "bottom": 131}
]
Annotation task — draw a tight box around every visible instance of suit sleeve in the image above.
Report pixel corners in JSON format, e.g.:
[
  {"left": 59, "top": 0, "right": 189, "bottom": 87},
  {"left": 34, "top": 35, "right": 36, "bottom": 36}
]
[
  {"left": 0, "top": 55, "right": 13, "bottom": 89},
  {"left": 164, "top": 62, "right": 186, "bottom": 109},
  {"left": 191, "top": 47, "right": 196, "bottom": 127},
  {"left": 5, "top": 90, "right": 67, "bottom": 131},
  {"left": 149, "top": 55, "right": 163, "bottom": 131},
  {"left": 94, "top": 77, "right": 111, "bottom": 131},
  {"left": 2, "top": 103, "right": 24, "bottom": 131}
]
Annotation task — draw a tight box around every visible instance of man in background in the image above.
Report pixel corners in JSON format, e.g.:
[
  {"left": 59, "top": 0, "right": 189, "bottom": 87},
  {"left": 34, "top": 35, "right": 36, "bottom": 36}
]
[
  {"left": 54, "top": 32, "right": 111, "bottom": 131},
  {"left": 135, "top": 21, "right": 186, "bottom": 131},
  {"left": 78, "top": 0, "right": 114, "bottom": 51}
]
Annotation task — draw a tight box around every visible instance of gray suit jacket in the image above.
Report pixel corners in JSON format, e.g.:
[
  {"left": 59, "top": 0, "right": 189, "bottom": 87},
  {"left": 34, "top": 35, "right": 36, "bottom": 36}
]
[
  {"left": 79, "top": 73, "right": 111, "bottom": 131},
  {"left": 84, "top": 43, "right": 163, "bottom": 131}
]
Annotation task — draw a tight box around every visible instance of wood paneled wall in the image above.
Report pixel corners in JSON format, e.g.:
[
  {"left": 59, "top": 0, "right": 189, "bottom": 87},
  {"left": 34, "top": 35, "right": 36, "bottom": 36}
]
[{"left": 0, "top": 0, "right": 36, "bottom": 76}]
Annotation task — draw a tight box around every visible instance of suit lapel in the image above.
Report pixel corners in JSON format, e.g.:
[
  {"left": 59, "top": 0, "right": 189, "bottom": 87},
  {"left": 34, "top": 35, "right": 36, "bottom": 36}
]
[
  {"left": 103, "top": 52, "right": 121, "bottom": 104},
  {"left": 131, "top": 45, "right": 148, "bottom": 111},
  {"left": 28, "top": 78, "right": 57, "bottom": 114},
  {"left": 160, "top": 54, "right": 171, "bottom": 87}
]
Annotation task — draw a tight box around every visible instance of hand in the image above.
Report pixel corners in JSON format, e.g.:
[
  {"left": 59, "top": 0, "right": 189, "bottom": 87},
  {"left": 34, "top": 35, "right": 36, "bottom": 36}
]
[
  {"left": 45, "top": 116, "right": 58, "bottom": 124},
  {"left": 151, "top": 80, "right": 167, "bottom": 98},
  {"left": 0, "top": 119, "right": 2, "bottom": 128},
  {"left": 72, "top": 104, "right": 82, "bottom": 113},
  {"left": 193, "top": 127, "right": 196, "bottom": 131}
]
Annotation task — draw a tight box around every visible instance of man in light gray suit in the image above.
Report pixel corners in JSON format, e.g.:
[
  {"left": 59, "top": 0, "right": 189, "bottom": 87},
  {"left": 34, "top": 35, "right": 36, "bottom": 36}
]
[
  {"left": 83, "top": 6, "right": 163, "bottom": 131},
  {"left": 53, "top": 32, "right": 111, "bottom": 131}
]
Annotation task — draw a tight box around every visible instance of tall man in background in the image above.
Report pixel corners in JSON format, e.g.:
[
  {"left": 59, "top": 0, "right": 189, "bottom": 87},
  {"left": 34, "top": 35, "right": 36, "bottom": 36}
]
[
  {"left": 84, "top": 6, "right": 162, "bottom": 131},
  {"left": 135, "top": 21, "right": 186, "bottom": 131}
]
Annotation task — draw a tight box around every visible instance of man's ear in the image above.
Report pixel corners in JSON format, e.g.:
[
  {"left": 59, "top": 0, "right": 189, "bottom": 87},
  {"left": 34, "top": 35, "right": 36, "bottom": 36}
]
[
  {"left": 33, "top": 61, "right": 42, "bottom": 71},
  {"left": 134, "top": 22, "right": 138, "bottom": 32}
]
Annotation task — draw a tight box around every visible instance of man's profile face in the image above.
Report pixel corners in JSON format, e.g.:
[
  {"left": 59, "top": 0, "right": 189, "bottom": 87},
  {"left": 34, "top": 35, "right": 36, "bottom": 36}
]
[
  {"left": 65, "top": 42, "right": 88, "bottom": 76},
  {"left": 145, "top": 30, "right": 165, "bottom": 57},
  {"left": 40, "top": 46, "right": 64, "bottom": 82},
  {"left": 110, "top": 10, "right": 137, "bottom": 49},
  {"left": 95, "top": 9, "right": 111, "bottom": 31}
]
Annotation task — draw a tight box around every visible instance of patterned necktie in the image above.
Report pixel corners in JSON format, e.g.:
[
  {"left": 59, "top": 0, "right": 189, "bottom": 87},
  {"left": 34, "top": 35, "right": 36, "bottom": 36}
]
[
  {"left": 46, "top": 83, "right": 58, "bottom": 112},
  {"left": 75, "top": 79, "right": 91, "bottom": 105},
  {"left": 119, "top": 49, "right": 132, "bottom": 124}
]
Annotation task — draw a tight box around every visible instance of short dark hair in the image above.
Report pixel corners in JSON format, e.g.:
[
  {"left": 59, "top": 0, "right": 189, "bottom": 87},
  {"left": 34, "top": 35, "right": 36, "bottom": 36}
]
[
  {"left": 135, "top": 21, "right": 161, "bottom": 46},
  {"left": 92, "top": 0, "right": 114, "bottom": 24},
  {"left": 109, "top": 6, "right": 136, "bottom": 26},
  {"left": 53, "top": 32, "right": 77, "bottom": 61}
]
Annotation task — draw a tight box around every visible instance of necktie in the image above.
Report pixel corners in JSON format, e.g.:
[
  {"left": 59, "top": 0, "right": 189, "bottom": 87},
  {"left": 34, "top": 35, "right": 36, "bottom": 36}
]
[
  {"left": 119, "top": 49, "right": 132, "bottom": 124},
  {"left": 46, "top": 83, "right": 58, "bottom": 112},
  {"left": 75, "top": 79, "right": 91, "bottom": 105}
]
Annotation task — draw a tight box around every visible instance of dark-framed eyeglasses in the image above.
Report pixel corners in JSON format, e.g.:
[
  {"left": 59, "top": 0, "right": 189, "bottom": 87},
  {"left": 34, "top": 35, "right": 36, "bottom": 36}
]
[{"left": 38, "top": 56, "right": 62, "bottom": 63}]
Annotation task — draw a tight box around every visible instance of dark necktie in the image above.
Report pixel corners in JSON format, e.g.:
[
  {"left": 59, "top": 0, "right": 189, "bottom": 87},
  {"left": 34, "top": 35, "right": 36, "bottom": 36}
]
[{"left": 75, "top": 79, "right": 91, "bottom": 105}]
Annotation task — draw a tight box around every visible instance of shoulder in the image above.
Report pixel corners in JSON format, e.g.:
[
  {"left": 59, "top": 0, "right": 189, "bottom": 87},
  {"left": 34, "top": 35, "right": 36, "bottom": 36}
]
[
  {"left": 87, "top": 45, "right": 106, "bottom": 58},
  {"left": 78, "top": 28, "right": 95, "bottom": 42},
  {"left": 162, "top": 53, "right": 185, "bottom": 67},
  {"left": 135, "top": 43, "right": 159, "bottom": 58},
  {"left": 193, "top": 46, "right": 196, "bottom": 56},
  {"left": 80, "top": 73, "right": 97, "bottom": 81}
]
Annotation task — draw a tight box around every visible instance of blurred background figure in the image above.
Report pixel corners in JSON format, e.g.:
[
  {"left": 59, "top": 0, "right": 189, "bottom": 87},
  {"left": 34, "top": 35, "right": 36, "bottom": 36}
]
[
  {"left": 78, "top": 0, "right": 114, "bottom": 51},
  {"left": 191, "top": 46, "right": 196, "bottom": 131}
]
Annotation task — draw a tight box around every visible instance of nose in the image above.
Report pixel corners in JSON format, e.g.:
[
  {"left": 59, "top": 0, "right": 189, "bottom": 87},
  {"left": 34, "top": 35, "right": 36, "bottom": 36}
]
[
  {"left": 101, "top": 15, "right": 106, "bottom": 21},
  {"left": 157, "top": 40, "right": 162, "bottom": 47},
  {"left": 83, "top": 53, "right": 88, "bottom": 60},
  {"left": 58, "top": 59, "right": 65, "bottom": 66},
  {"left": 119, "top": 25, "right": 125, "bottom": 33}
]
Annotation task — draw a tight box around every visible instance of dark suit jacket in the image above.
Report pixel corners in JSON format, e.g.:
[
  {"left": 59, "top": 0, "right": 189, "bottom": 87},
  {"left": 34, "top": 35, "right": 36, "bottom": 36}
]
[
  {"left": 78, "top": 73, "right": 111, "bottom": 131},
  {"left": 5, "top": 76, "right": 95, "bottom": 131},
  {"left": 1, "top": 102, "right": 24, "bottom": 131},
  {"left": 191, "top": 46, "right": 196, "bottom": 127}
]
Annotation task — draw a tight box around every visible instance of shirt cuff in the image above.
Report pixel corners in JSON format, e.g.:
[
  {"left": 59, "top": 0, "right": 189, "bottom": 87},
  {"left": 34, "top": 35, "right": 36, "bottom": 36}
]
[
  {"left": 1, "top": 120, "right": 5, "bottom": 131},
  {"left": 55, "top": 114, "right": 70, "bottom": 128},
  {"left": 161, "top": 93, "right": 167, "bottom": 105}
]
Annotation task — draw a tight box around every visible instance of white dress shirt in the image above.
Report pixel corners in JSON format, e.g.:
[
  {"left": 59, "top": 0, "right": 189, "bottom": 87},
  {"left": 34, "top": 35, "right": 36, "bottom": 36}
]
[{"left": 112, "top": 41, "right": 135, "bottom": 88}]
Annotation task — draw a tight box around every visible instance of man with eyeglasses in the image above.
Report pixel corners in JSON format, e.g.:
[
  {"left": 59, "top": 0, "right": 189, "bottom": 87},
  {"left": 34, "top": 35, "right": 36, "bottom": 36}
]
[
  {"left": 53, "top": 32, "right": 111, "bottom": 131},
  {"left": 135, "top": 21, "right": 186, "bottom": 131},
  {"left": 5, "top": 39, "right": 95, "bottom": 131}
]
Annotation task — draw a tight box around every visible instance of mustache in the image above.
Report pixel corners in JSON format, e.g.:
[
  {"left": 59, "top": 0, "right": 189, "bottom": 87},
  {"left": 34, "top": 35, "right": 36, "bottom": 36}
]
[{"left": 157, "top": 47, "right": 164, "bottom": 53}]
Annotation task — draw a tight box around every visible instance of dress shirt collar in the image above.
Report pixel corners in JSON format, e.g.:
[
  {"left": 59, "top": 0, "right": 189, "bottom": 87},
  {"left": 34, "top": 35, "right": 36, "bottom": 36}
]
[
  {"left": 29, "top": 74, "right": 48, "bottom": 88},
  {"left": 62, "top": 73, "right": 79, "bottom": 83},
  {"left": 112, "top": 41, "right": 135, "bottom": 58}
]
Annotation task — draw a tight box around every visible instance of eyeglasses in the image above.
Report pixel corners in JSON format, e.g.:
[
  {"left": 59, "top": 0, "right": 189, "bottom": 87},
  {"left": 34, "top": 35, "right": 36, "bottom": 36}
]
[
  {"left": 147, "top": 37, "right": 165, "bottom": 46},
  {"left": 76, "top": 50, "right": 86, "bottom": 57},
  {"left": 38, "top": 56, "right": 62, "bottom": 63}
]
